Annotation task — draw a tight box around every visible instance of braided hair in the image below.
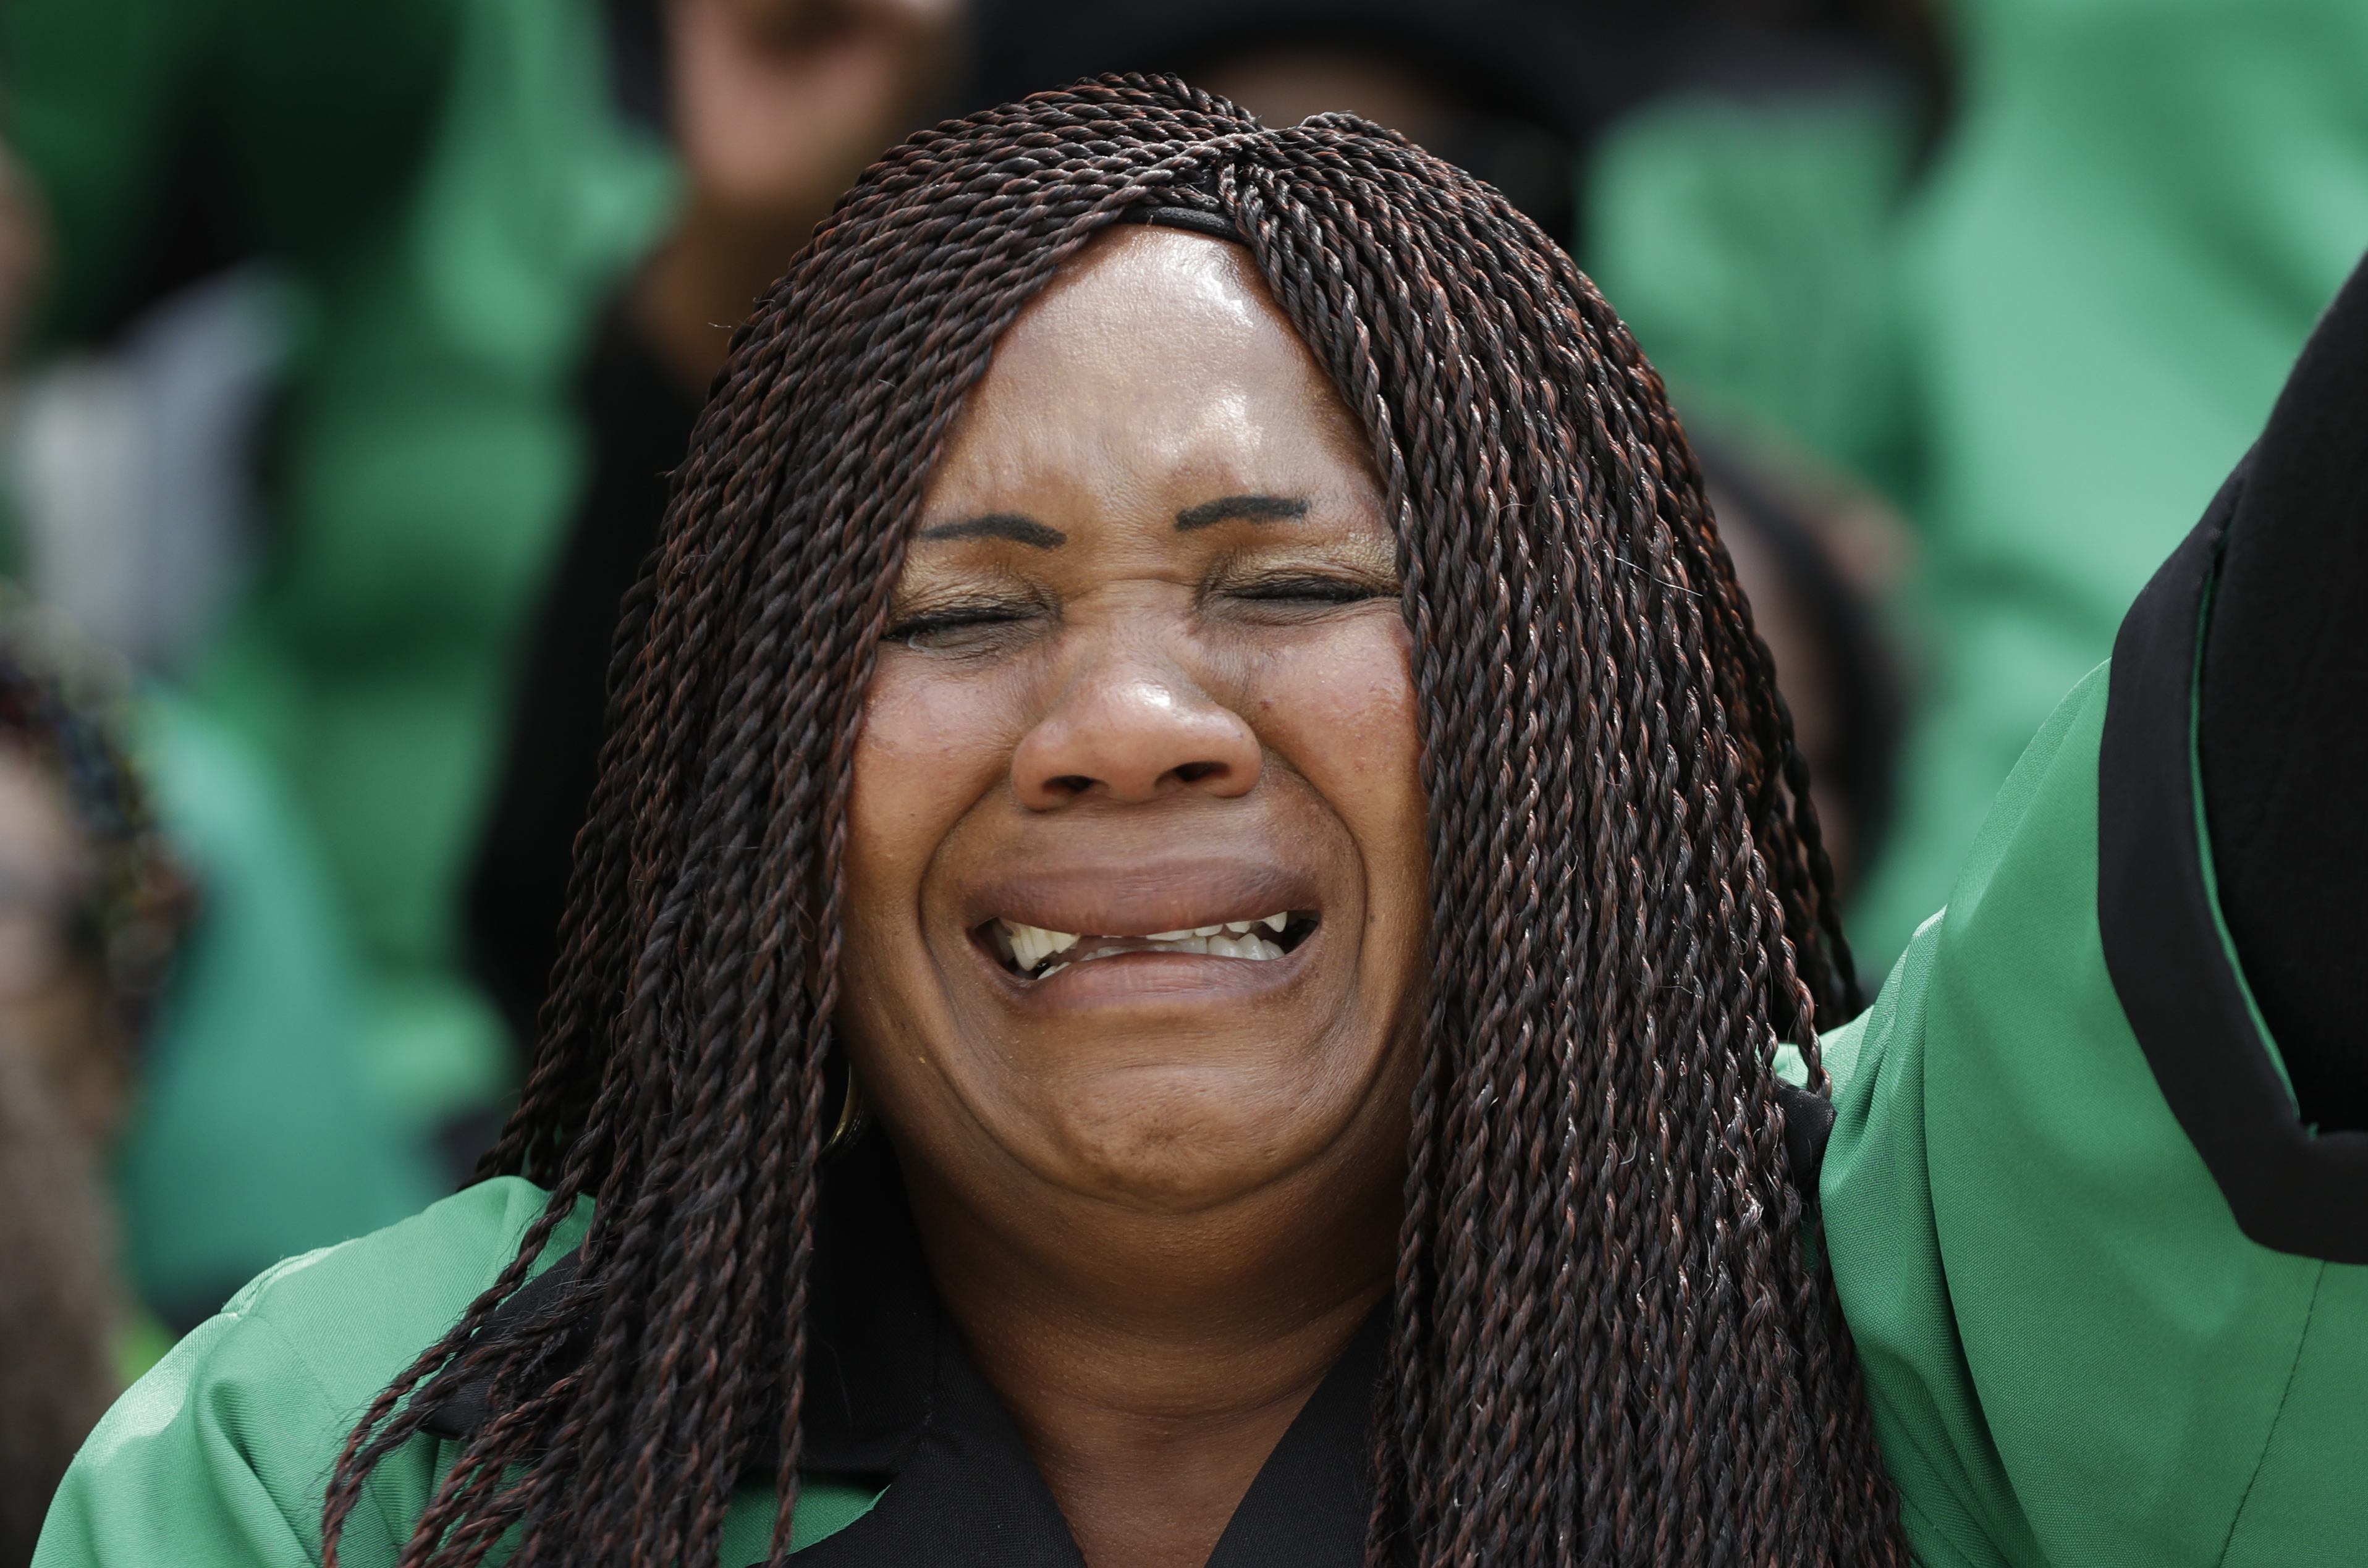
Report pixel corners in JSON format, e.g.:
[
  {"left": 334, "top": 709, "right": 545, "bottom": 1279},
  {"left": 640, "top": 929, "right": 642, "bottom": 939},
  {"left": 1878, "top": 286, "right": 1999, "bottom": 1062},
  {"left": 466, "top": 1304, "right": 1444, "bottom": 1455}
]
[{"left": 324, "top": 76, "right": 1903, "bottom": 1568}]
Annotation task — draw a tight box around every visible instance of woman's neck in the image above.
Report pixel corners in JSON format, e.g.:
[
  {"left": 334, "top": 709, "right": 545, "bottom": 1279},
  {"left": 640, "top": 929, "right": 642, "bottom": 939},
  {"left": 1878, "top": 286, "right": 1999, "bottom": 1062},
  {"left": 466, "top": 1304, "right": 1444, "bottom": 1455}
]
[{"left": 899, "top": 1158, "right": 1397, "bottom": 1568}]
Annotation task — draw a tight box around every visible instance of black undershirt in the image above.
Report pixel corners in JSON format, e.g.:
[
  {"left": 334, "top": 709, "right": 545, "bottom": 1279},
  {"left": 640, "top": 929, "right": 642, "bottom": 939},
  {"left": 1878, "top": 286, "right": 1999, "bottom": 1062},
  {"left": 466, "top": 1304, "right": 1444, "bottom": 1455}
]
[{"left": 2198, "top": 251, "right": 2368, "bottom": 1133}]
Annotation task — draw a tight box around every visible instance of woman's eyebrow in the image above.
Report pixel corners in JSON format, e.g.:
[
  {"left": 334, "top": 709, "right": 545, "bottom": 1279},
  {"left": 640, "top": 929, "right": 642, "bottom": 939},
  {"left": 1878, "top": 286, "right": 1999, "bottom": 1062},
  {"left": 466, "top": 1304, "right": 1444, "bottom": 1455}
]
[
  {"left": 916, "top": 513, "right": 1067, "bottom": 548},
  {"left": 1175, "top": 494, "right": 1311, "bottom": 531}
]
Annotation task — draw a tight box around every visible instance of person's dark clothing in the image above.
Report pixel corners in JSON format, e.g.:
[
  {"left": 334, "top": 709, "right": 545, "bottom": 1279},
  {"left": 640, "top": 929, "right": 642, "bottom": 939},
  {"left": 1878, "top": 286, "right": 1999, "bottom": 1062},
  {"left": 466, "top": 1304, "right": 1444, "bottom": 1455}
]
[
  {"left": 2199, "top": 251, "right": 2368, "bottom": 1132},
  {"left": 465, "top": 305, "right": 698, "bottom": 1054}
]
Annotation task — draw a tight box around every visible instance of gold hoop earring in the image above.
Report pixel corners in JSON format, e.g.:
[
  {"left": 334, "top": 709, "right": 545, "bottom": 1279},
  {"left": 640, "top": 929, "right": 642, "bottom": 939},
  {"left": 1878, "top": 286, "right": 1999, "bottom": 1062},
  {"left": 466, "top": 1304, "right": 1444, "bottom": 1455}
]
[{"left": 822, "top": 1068, "right": 871, "bottom": 1160}]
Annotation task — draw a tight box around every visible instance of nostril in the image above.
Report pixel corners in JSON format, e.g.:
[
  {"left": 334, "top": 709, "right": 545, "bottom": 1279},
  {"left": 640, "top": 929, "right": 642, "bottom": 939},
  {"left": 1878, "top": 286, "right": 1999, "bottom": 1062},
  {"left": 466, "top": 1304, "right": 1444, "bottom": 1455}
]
[{"left": 1010, "top": 681, "right": 1262, "bottom": 807}]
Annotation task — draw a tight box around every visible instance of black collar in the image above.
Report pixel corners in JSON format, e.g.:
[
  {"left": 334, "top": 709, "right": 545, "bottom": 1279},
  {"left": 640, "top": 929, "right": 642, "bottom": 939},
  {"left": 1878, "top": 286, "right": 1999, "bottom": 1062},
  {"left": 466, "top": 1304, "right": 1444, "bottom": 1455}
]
[{"left": 422, "top": 1136, "right": 1381, "bottom": 1565}]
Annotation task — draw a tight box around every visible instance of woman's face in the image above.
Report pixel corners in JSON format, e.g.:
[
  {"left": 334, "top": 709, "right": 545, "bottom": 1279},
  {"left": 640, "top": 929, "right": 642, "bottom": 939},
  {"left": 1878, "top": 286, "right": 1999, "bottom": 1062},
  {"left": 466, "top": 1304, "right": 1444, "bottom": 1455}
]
[{"left": 839, "top": 227, "right": 1427, "bottom": 1221}]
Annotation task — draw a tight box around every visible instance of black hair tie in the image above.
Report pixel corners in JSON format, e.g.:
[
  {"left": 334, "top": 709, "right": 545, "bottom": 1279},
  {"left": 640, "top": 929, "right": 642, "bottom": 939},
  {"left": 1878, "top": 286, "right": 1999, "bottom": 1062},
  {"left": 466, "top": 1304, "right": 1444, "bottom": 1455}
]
[
  {"left": 1124, "top": 163, "right": 1244, "bottom": 244},
  {"left": 1127, "top": 204, "right": 1246, "bottom": 242}
]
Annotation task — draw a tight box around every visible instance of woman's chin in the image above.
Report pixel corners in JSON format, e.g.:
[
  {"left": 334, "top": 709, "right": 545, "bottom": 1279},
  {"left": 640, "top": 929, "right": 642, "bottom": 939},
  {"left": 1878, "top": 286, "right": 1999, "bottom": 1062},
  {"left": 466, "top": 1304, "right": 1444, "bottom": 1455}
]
[{"left": 1028, "top": 1063, "right": 1360, "bottom": 1215}]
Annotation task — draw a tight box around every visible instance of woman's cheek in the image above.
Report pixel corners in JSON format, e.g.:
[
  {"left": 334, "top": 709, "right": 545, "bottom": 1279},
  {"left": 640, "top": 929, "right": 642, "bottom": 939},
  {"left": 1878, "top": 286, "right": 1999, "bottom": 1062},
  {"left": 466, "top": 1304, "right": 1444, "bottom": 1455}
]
[
  {"left": 1255, "top": 615, "right": 1423, "bottom": 815},
  {"left": 848, "top": 657, "right": 1018, "bottom": 890},
  {"left": 1253, "top": 616, "right": 1429, "bottom": 985},
  {"left": 841, "top": 660, "right": 1018, "bottom": 1056}
]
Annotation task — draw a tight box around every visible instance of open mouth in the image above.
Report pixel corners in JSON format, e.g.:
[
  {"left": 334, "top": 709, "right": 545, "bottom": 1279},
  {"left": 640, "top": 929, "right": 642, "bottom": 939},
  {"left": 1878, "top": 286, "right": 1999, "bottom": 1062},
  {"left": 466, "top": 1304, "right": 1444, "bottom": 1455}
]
[{"left": 983, "top": 912, "right": 1321, "bottom": 982}]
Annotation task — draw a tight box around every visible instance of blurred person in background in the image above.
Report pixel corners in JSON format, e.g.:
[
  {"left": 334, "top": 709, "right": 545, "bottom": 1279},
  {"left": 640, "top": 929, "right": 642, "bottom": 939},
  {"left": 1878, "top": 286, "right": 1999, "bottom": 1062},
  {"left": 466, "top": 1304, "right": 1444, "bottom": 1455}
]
[
  {"left": 961, "top": 0, "right": 1652, "bottom": 247},
  {"left": 1586, "top": 0, "right": 2368, "bottom": 969},
  {"left": 470, "top": 0, "right": 1918, "bottom": 1047},
  {"left": 0, "top": 0, "right": 666, "bottom": 1304},
  {"left": 2, "top": 109, "right": 435, "bottom": 1334},
  {"left": 0, "top": 596, "right": 189, "bottom": 1567},
  {"left": 962, "top": 0, "right": 1947, "bottom": 254},
  {"left": 625, "top": 0, "right": 966, "bottom": 393},
  {"left": 469, "top": 0, "right": 963, "bottom": 1067}
]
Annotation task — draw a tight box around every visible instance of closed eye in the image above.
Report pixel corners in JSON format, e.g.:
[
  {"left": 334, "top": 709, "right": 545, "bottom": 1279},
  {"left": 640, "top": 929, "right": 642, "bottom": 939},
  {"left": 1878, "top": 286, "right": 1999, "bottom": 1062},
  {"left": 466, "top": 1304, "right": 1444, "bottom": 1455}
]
[
  {"left": 884, "top": 599, "right": 1048, "bottom": 651},
  {"left": 1222, "top": 575, "right": 1390, "bottom": 606}
]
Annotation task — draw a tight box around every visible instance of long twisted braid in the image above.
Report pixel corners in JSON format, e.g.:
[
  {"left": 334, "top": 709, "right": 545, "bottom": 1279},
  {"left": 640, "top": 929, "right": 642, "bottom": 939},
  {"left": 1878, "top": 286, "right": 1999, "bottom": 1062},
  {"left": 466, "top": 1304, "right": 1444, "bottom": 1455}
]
[{"left": 323, "top": 76, "right": 1901, "bottom": 1568}]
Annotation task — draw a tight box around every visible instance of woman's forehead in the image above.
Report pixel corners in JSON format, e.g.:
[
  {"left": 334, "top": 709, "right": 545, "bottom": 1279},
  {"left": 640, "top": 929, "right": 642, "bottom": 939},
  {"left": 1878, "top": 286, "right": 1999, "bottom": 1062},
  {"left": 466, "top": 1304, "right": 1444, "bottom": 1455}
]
[
  {"left": 1052, "top": 224, "right": 1277, "bottom": 330},
  {"left": 928, "top": 227, "right": 1374, "bottom": 492}
]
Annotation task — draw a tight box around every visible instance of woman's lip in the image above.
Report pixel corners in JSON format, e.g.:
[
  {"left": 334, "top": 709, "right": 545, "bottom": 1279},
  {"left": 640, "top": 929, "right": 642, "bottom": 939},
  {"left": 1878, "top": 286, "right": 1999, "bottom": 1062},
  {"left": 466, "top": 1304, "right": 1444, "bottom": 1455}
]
[{"left": 962, "top": 855, "right": 1322, "bottom": 940}]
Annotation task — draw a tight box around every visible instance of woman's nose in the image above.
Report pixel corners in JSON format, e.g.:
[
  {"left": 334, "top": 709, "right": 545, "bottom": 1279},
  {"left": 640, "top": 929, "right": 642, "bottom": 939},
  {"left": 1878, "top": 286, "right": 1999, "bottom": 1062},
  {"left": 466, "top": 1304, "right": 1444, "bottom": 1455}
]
[{"left": 1011, "top": 657, "right": 1262, "bottom": 808}]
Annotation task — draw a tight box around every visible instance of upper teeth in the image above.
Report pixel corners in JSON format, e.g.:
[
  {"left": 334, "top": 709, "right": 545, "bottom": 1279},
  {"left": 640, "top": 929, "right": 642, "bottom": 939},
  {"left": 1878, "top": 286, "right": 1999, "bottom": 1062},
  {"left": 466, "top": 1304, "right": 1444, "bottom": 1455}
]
[{"left": 997, "top": 913, "right": 1292, "bottom": 977}]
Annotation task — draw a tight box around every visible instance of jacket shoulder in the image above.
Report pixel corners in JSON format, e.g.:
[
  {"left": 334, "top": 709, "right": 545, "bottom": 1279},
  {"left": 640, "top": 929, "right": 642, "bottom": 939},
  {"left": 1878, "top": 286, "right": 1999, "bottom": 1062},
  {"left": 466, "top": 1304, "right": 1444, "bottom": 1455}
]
[
  {"left": 215, "top": 1175, "right": 578, "bottom": 1411},
  {"left": 37, "top": 1178, "right": 580, "bottom": 1568}
]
